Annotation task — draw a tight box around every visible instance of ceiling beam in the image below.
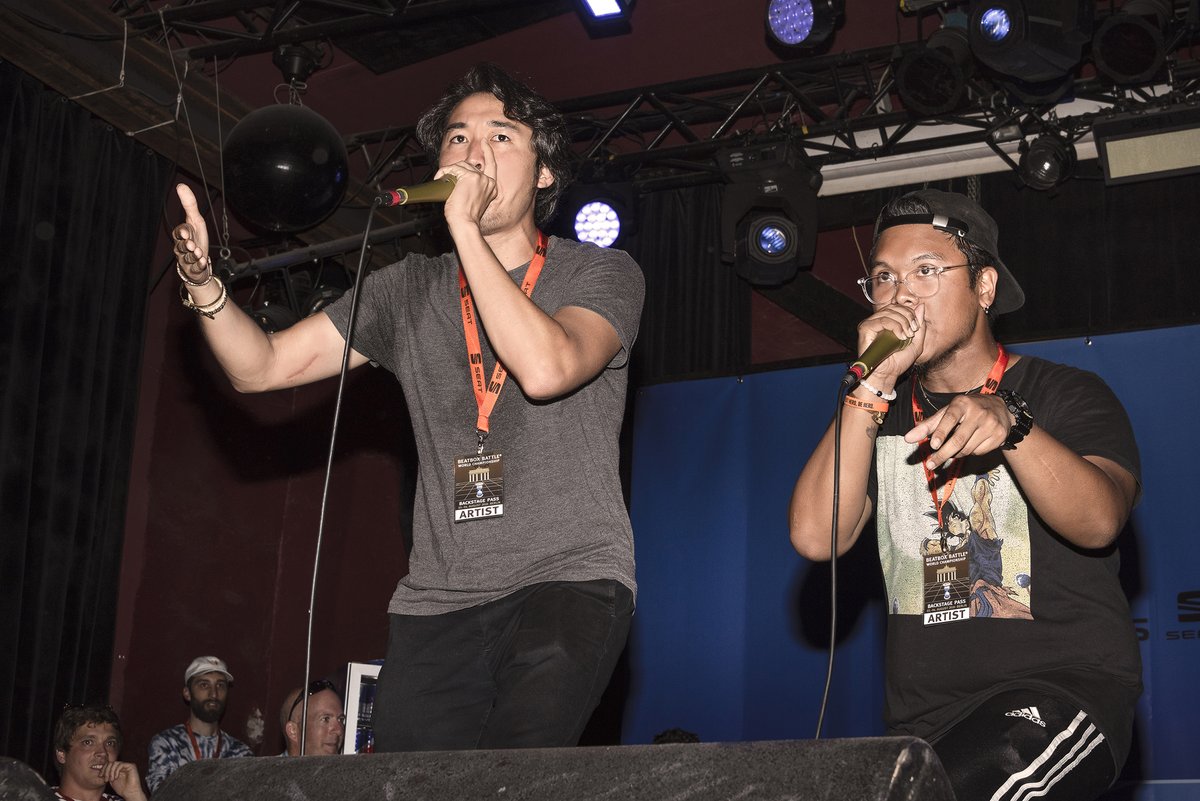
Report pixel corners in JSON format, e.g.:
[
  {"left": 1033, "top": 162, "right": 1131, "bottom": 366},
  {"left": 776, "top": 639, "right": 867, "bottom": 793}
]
[{"left": 756, "top": 273, "right": 865, "bottom": 353}]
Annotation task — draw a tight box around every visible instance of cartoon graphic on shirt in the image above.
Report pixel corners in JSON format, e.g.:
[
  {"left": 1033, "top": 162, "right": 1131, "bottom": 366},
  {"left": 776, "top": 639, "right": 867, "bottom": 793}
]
[{"left": 876, "top": 438, "right": 1033, "bottom": 619}]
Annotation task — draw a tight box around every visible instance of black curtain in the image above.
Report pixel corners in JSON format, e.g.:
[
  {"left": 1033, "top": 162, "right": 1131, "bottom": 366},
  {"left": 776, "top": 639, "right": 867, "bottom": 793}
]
[
  {"left": 627, "top": 183, "right": 751, "bottom": 385},
  {"left": 0, "top": 61, "right": 172, "bottom": 776},
  {"left": 983, "top": 166, "right": 1200, "bottom": 343}
]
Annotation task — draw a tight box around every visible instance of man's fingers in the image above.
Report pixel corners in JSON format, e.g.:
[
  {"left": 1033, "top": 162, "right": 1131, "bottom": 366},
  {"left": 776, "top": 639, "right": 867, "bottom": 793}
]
[
  {"left": 480, "top": 137, "right": 496, "bottom": 177},
  {"left": 175, "top": 184, "right": 209, "bottom": 241},
  {"left": 174, "top": 184, "right": 210, "bottom": 271},
  {"left": 176, "top": 183, "right": 201, "bottom": 217}
]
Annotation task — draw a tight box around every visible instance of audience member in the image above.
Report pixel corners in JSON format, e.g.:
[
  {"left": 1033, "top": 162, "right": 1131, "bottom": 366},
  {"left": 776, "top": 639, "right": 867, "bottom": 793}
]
[
  {"left": 278, "top": 679, "right": 346, "bottom": 756},
  {"left": 146, "top": 656, "right": 254, "bottom": 792},
  {"left": 51, "top": 704, "right": 147, "bottom": 801},
  {"left": 651, "top": 727, "right": 700, "bottom": 744}
]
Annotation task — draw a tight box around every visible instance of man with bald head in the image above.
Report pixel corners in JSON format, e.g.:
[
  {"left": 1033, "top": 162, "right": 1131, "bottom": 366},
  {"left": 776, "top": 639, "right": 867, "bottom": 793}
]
[{"left": 279, "top": 680, "right": 346, "bottom": 756}]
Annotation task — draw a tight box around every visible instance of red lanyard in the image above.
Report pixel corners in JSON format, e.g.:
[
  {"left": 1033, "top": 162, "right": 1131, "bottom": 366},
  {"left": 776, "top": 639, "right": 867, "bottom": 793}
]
[
  {"left": 185, "top": 720, "right": 222, "bottom": 761},
  {"left": 458, "top": 231, "right": 548, "bottom": 439},
  {"left": 911, "top": 344, "right": 1008, "bottom": 527}
]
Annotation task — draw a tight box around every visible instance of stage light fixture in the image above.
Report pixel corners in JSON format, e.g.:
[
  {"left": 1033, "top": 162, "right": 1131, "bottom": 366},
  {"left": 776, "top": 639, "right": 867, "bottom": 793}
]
[
  {"left": 766, "top": 0, "right": 841, "bottom": 48},
  {"left": 967, "top": 0, "right": 1092, "bottom": 89},
  {"left": 1018, "top": 132, "right": 1076, "bottom": 190},
  {"left": 575, "top": 0, "right": 634, "bottom": 35},
  {"left": 1094, "top": 103, "right": 1200, "bottom": 185},
  {"left": 574, "top": 200, "right": 623, "bottom": 248},
  {"left": 978, "top": 6, "right": 1014, "bottom": 43},
  {"left": 240, "top": 260, "right": 351, "bottom": 332},
  {"left": 896, "top": 14, "right": 972, "bottom": 116},
  {"left": 719, "top": 141, "right": 823, "bottom": 286},
  {"left": 556, "top": 184, "right": 635, "bottom": 249},
  {"left": 1093, "top": 0, "right": 1173, "bottom": 85},
  {"left": 580, "top": 0, "right": 630, "bottom": 18}
]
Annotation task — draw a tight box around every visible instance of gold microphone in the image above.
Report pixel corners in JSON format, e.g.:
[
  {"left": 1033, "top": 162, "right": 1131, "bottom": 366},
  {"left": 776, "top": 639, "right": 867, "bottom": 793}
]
[{"left": 375, "top": 175, "right": 458, "bottom": 207}]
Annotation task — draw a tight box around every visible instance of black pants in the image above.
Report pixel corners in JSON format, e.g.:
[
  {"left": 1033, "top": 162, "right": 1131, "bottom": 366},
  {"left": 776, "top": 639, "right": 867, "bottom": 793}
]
[
  {"left": 929, "top": 689, "right": 1118, "bottom": 801},
  {"left": 372, "top": 579, "right": 634, "bottom": 752}
]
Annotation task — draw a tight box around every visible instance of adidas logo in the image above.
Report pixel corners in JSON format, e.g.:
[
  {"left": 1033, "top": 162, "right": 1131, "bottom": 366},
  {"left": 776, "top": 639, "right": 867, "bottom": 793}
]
[{"left": 1005, "top": 706, "right": 1047, "bottom": 727}]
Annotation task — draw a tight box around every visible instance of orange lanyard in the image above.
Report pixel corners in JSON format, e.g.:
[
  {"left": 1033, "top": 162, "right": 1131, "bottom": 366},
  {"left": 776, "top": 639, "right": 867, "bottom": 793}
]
[
  {"left": 458, "top": 231, "right": 548, "bottom": 442},
  {"left": 911, "top": 344, "right": 1008, "bottom": 527},
  {"left": 185, "top": 720, "right": 222, "bottom": 761}
]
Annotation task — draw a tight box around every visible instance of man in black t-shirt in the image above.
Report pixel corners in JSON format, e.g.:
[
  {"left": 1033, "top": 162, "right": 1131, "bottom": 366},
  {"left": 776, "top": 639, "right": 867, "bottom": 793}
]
[{"left": 789, "top": 189, "right": 1141, "bottom": 801}]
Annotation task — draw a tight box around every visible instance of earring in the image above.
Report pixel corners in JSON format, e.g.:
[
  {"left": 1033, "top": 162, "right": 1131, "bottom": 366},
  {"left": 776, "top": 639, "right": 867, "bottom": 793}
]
[{"left": 983, "top": 304, "right": 991, "bottom": 316}]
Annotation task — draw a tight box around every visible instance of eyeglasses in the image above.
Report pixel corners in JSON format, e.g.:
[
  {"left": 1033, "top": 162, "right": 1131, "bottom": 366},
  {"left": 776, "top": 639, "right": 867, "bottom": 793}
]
[
  {"left": 857, "top": 264, "right": 971, "bottom": 305},
  {"left": 288, "top": 679, "right": 345, "bottom": 726}
]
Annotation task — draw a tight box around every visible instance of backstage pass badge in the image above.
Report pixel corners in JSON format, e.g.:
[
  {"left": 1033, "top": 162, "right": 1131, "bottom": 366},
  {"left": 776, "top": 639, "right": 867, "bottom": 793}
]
[
  {"left": 922, "top": 547, "right": 971, "bottom": 625},
  {"left": 453, "top": 452, "right": 504, "bottom": 522}
]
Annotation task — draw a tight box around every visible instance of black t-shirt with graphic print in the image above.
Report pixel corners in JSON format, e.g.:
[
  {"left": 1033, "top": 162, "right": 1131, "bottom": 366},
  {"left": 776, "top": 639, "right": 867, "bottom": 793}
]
[{"left": 867, "top": 354, "right": 1142, "bottom": 768}]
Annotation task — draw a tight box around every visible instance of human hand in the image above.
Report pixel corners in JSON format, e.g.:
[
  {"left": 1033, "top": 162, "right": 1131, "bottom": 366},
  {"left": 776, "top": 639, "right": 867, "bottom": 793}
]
[
  {"left": 99, "top": 760, "right": 147, "bottom": 801},
  {"left": 173, "top": 184, "right": 211, "bottom": 283},
  {"left": 854, "top": 302, "right": 926, "bottom": 387},
  {"left": 437, "top": 137, "right": 498, "bottom": 230},
  {"left": 904, "top": 393, "right": 1013, "bottom": 470}
]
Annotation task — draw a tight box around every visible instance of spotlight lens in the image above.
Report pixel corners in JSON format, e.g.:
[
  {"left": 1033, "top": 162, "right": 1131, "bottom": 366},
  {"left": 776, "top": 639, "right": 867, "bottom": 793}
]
[
  {"left": 768, "top": 0, "right": 815, "bottom": 46},
  {"left": 1019, "top": 135, "right": 1074, "bottom": 190},
  {"left": 978, "top": 8, "right": 1012, "bottom": 42},
  {"left": 582, "top": 0, "right": 623, "bottom": 18},
  {"left": 574, "top": 201, "right": 621, "bottom": 248},
  {"left": 757, "top": 224, "right": 791, "bottom": 256}
]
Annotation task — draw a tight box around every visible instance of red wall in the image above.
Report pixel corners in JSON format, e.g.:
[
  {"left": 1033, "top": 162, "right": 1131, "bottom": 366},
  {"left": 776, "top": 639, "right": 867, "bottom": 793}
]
[{"left": 112, "top": 226, "right": 413, "bottom": 763}]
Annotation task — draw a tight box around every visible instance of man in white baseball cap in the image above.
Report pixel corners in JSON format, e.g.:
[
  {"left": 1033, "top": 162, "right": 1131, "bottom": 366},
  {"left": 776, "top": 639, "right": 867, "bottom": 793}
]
[{"left": 145, "top": 656, "right": 254, "bottom": 792}]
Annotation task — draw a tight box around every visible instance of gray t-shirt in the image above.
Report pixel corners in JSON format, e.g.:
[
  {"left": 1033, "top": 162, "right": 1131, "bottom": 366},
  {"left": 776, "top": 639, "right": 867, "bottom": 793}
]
[{"left": 324, "top": 235, "right": 644, "bottom": 615}]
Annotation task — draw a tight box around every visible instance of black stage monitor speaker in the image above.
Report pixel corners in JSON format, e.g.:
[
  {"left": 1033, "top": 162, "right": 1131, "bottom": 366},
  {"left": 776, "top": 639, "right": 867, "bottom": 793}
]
[
  {"left": 0, "top": 757, "right": 58, "bottom": 801},
  {"left": 155, "top": 736, "right": 953, "bottom": 801}
]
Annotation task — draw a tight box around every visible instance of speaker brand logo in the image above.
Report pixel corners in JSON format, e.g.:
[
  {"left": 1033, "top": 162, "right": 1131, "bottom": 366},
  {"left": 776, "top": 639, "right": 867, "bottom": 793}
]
[
  {"left": 1178, "top": 590, "right": 1200, "bottom": 623},
  {"left": 1166, "top": 589, "right": 1200, "bottom": 641}
]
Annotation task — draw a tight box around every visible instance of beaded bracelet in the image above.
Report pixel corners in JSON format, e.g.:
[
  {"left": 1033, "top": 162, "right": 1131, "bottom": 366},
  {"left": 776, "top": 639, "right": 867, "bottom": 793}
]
[
  {"left": 180, "top": 275, "right": 228, "bottom": 319},
  {"left": 843, "top": 394, "right": 889, "bottom": 426},
  {"left": 177, "top": 262, "right": 214, "bottom": 288},
  {"left": 858, "top": 377, "right": 898, "bottom": 401}
]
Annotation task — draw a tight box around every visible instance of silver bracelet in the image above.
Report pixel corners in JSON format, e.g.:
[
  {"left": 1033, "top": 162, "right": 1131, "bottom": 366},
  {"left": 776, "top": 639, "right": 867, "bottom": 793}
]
[{"left": 858, "top": 377, "right": 897, "bottom": 401}]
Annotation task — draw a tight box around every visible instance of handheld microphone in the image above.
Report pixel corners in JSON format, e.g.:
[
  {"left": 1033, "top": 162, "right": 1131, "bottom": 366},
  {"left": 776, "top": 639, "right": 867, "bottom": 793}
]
[
  {"left": 375, "top": 175, "right": 458, "bottom": 207},
  {"left": 842, "top": 330, "right": 911, "bottom": 386}
]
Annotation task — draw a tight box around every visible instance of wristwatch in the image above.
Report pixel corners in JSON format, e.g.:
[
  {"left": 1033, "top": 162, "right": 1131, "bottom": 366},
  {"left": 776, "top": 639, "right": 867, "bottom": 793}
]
[{"left": 996, "top": 389, "right": 1033, "bottom": 450}]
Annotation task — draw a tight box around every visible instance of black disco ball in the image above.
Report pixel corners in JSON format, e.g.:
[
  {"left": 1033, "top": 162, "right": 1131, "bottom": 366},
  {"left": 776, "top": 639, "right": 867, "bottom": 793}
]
[{"left": 223, "top": 104, "right": 349, "bottom": 234}]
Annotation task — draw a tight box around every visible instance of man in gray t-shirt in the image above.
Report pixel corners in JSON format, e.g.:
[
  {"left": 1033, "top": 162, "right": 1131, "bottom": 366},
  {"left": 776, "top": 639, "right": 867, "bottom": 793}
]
[{"left": 168, "top": 63, "right": 643, "bottom": 751}]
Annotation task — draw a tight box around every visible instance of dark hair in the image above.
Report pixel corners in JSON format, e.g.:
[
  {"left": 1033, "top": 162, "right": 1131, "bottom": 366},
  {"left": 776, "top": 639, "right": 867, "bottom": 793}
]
[
  {"left": 415, "top": 63, "right": 573, "bottom": 226},
  {"left": 53, "top": 704, "right": 122, "bottom": 757},
  {"left": 871, "top": 195, "right": 995, "bottom": 290},
  {"left": 652, "top": 727, "right": 701, "bottom": 744}
]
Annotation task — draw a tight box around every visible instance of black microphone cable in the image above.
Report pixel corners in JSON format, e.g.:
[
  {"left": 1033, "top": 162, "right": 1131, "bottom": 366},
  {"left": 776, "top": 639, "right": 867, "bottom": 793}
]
[
  {"left": 298, "top": 200, "right": 383, "bottom": 754},
  {"left": 814, "top": 381, "right": 849, "bottom": 739}
]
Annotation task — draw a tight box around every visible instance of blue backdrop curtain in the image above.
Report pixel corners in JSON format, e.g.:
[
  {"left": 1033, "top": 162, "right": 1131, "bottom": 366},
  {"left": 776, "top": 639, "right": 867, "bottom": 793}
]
[{"left": 0, "top": 60, "right": 172, "bottom": 776}]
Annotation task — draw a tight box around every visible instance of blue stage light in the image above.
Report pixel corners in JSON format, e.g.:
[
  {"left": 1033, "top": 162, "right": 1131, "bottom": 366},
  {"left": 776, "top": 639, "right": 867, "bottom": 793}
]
[
  {"left": 978, "top": 7, "right": 1013, "bottom": 42},
  {"left": 757, "top": 224, "right": 791, "bottom": 257},
  {"left": 767, "top": 0, "right": 816, "bottom": 46}
]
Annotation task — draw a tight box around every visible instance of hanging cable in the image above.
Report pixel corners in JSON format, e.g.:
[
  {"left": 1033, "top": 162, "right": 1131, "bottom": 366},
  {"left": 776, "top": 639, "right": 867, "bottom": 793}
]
[
  {"left": 298, "top": 204, "right": 382, "bottom": 754},
  {"left": 814, "top": 382, "right": 848, "bottom": 739}
]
